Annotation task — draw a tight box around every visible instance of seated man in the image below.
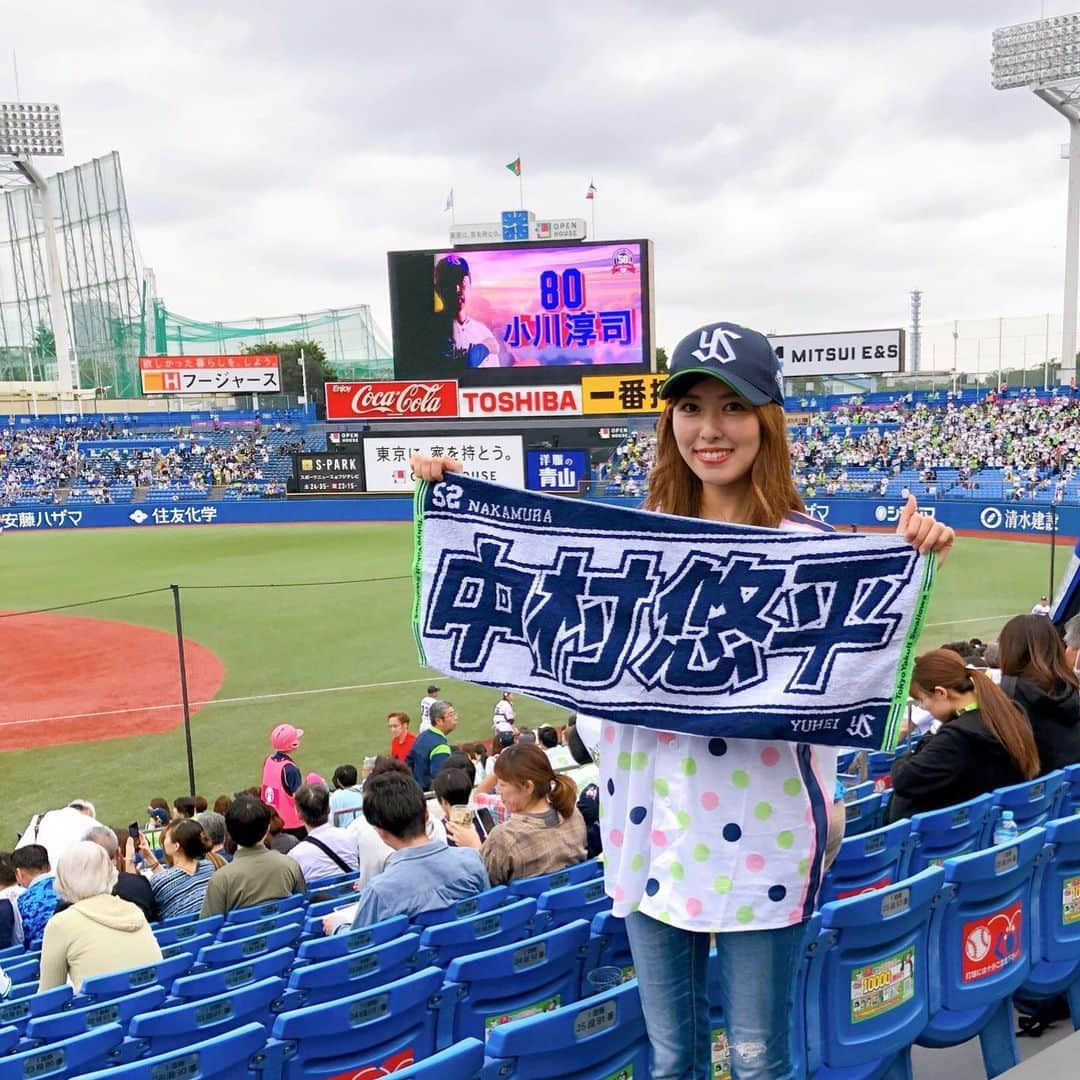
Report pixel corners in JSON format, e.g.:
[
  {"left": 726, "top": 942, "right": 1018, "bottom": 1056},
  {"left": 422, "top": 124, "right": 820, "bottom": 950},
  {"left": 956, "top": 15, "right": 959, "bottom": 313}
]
[
  {"left": 12, "top": 845, "right": 58, "bottom": 950},
  {"left": 325, "top": 771, "right": 488, "bottom": 932},
  {"left": 288, "top": 783, "right": 361, "bottom": 883},
  {"left": 199, "top": 795, "right": 305, "bottom": 917}
]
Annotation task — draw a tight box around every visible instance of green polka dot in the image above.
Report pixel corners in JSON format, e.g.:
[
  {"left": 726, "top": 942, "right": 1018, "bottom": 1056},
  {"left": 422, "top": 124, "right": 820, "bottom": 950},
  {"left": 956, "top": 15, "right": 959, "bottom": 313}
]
[
  {"left": 736, "top": 905, "right": 755, "bottom": 925},
  {"left": 798, "top": 858, "right": 810, "bottom": 876},
  {"left": 631, "top": 854, "right": 645, "bottom": 872},
  {"left": 630, "top": 752, "right": 649, "bottom": 771},
  {"left": 657, "top": 911, "right": 672, "bottom": 923},
  {"left": 777, "top": 831, "right": 794, "bottom": 850},
  {"left": 653, "top": 778, "right": 670, "bottom": 797},
  {"left": 693, "top": 843, "right": 710, "bottom": 862},
  {"left": 676, "top": 811, "right": 692, "bottom": 829},
  {"left": 754, "top": 801, "right": 773, "bottom": 821},
  {"left": 682, "top": 757, "right": 698, "bottom": 777},
  {"left": 714, "top": 875, "right": 733, "bottom": 894},
  {"left": 783, "top": 778, "right": 802, "bottom": 796},
  {"left": 617, "top": 752, "right": 632, "bottom": 770},
  {"left": 732, "top": 770, "right": 750, "bottom": 789},
  {"left": 630, "top": 903, "right": 640, "bottom": 913},
  {"left": 670, "top": 862, "right": 685, "bottom": 882}
]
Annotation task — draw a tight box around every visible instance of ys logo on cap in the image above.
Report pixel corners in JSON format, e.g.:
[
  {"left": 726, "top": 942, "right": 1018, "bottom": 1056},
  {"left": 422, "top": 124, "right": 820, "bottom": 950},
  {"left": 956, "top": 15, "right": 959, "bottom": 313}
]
[{"left": 691, "top": 326, "right": 742, "bottom": 365}]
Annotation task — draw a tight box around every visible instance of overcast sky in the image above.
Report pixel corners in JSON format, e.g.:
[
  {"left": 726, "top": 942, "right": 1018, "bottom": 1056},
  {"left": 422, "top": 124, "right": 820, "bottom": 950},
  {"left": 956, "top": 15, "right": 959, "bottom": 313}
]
[{"left": 6, "top": 0, "right": 1078, "bottom": 367}]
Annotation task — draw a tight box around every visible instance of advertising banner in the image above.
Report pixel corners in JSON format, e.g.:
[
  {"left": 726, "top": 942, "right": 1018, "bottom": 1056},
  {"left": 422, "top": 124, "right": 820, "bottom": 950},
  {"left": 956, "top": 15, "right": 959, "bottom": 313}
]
[
  {"left": 326, "top": 430, "right": 363, "bottom": 446},
  {"left": 581, "top": 373, "right": 666, "bottom": 415},
  {"left": 525, "top": 450, "right": 589, "bottom": 492},
  {"left": 292, "top": 452, "right": 365, "bottom": 493},
  {"left": 769, "top": 330, "right": 904, "bottom": 378},
  {"left": 389, "top": 239, "right": 653, "bottom": 385},
  {"left": 457, "top": 385, "right": 582, "bottom": 418},
  {"left": 325, "top": 380, "right": 458, "bottom": 421},
  {"left": 362, "top": 435, "right": 524, "bottom": 493},
  {"left": 138, "top": 355, "right": 281, "bottom": 395}
]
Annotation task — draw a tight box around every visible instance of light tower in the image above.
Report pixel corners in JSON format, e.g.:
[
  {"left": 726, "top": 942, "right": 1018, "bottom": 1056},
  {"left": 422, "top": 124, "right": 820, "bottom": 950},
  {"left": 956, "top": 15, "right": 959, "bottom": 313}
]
[
  {"left": 909, "top": 289, "right": 922, "bottom": 374},
  {"left": 992, "top": 14, "right": 1080, "bottom": 385},
  {"left": 0, "top": 101, "right": 75, "bottom": 396}
]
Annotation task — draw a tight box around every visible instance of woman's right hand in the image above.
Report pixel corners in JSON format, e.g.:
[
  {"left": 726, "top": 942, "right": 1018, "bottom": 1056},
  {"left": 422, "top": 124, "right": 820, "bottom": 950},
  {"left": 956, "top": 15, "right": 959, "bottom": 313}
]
[{"left": 410, "top": 453, "right": 464, "bottom": 484}]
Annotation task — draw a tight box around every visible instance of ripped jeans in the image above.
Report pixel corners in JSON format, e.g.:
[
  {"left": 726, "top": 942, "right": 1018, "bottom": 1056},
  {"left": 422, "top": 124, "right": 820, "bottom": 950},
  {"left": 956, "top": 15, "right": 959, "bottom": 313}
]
[{"left": 624, "top": 910, "right": 804, "bottom": 1079}]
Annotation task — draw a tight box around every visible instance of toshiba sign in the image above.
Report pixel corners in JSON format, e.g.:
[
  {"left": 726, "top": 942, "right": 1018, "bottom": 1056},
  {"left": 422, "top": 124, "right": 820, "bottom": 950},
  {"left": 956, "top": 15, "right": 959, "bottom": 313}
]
[
  {"left": 325, "top": 381, "right": 459, "bottom": 421},
  {"left": 457, "top": 386, "right": 582, "bottom": 418}
]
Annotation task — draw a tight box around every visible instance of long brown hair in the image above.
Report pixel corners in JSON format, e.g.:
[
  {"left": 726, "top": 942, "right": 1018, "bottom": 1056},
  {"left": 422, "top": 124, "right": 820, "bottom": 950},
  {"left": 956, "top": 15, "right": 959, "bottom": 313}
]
[
  {"left": 911, "top": 649, "right": 1039, "bottom": 780},
  {"left": 998, "top": 614, "right": 1079, "bottom": 694},
  {"left": 644, "top": 393, "right": 804, "bottom": 527},
  {"left": 494, "top": 743, "right": 577, "bottom": 818}
]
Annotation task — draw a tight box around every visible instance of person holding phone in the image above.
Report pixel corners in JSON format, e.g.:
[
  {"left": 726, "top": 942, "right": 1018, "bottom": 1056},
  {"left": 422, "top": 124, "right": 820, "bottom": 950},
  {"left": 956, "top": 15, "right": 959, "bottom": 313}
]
[{"left": 432, "top": 767, "right": 496, "bottom": 845}]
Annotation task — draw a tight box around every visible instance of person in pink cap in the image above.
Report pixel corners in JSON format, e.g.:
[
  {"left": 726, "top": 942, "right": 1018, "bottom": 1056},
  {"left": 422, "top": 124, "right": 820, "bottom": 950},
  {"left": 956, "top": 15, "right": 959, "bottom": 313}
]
[{"left": 261, "top": 725, "right": 305, "bottom": 839}]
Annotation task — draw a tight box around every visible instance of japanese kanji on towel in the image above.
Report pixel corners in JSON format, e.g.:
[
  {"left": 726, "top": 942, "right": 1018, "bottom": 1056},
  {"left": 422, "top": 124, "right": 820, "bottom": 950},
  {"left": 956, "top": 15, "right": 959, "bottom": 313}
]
[{"left": 412, "top": 475, "right": 935, "bottom": 750}]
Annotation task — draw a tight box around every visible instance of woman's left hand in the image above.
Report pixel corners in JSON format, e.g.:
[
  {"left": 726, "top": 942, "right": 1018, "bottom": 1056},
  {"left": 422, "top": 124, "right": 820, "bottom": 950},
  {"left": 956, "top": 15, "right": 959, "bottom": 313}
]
[
  {"left": 896, "top": 494, "right": 955, "bottom": 566},
  {"left": 445, "top": 820, "right": 482, "bottom": 850}
]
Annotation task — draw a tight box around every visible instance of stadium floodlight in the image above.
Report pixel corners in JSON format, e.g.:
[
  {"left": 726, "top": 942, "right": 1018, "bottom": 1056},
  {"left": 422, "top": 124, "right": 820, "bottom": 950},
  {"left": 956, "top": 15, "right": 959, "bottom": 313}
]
[
  {"left": 993, "top": 15, "right": 1080, "bottom": 385},
  {"left": 0, "top": 102, "right": 63, "bottom": 157}
]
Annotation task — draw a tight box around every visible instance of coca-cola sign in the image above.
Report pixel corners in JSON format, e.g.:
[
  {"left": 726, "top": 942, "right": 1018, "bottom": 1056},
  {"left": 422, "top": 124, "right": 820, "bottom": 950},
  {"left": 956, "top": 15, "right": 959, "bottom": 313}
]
[{"left": 325, "top": 380, "right": 459, "bottom": 421}]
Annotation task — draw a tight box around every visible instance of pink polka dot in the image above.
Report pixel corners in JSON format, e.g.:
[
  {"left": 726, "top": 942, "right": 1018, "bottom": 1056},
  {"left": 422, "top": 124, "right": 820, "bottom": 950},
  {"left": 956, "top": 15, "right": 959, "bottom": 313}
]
[
  {"left": 760, "top": 747, "right": 780, "bottom": 767},
  {"left": 609, "top": 829, "right": 624, "bottom": 848},
  {"left": 651, "top": 830, "right": 667, "bottom": 847},
  {"left": 613, "top": 884, "right": 625, "bottom": 902},
  {"left": 746, "top": 853, "right": 766, "bottom": 873},
  {"left": 685, "top": 897, "right": 703, "bottom": 918},
  {"left": 700, "top": 791, "right": 720, "bottom": 811},
  {"left": 604, "top": 726, "right": 616, "bottom": 744},
  {"left": 657, "top": 731, "right": 678, "bottom": 745}
]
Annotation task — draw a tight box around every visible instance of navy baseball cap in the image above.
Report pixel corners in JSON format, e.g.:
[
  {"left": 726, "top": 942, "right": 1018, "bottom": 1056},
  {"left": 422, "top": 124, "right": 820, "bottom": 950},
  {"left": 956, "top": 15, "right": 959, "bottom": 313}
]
[{"left": 659, "top": 322, "right": 785, "bottom": 406}]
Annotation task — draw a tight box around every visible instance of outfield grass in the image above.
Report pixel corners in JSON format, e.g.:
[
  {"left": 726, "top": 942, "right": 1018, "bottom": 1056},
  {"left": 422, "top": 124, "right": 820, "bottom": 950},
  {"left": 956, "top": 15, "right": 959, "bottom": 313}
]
[{"left": 0, "top": 521, "right": 1070, "bottom": 839}]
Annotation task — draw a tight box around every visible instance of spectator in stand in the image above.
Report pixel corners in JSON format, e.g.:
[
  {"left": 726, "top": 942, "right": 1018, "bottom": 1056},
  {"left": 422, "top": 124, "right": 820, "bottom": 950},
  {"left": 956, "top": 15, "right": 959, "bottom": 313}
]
[
  {"left": 538, "top": 725, "right": 574, "bottom": 771},
  {"left": 329, "top": 765, "right": 365, "bottom": 827},
  {"left": 288, "top": 783, "right": 361, "bottom": 883},
  {"left": 213, "top": 795, "right": 232, "bottom": 815},
  {"left": 0, "top": 853, "right": 23, "bottom": 949},
  {"left": 419, "top": 685, "right": 439, "bottom": 734},
  {"left": 143, "top": 798, "right": 169, "bottom": 830},
  {"left": 59, "top": 825, "right": 157, "bottom": 924},
  {"left": 193, "top": 796, "right": 208, "bottom": 814},
  {"left": 200, "top": 796, "right": 305, "bottom": 917},
  {"left": 261, "top": 724, "right": 305, "bottom": 838},
  {"left": 173, "top": 796, "right": 196, "bottom": 819},
  {"left": 433, "top": 767, "right": 495, "bottom": 846},
  {"left": 136, "top": 820, "right": 217, "bottom": 920},
  {"left": 997, "top": 614, "right": 1080, "bottom": 773},
  {"left": 195, "top": 811, "right": 231, "bottom": 863},
  {"left": 446, "top": 743, "right": 588, "bottom": 885},
  {"left": 324, "top": 770, "right": 488, "bottom": 932},
  {"left": 38, "top": 842, "right": 161, "bottom": 993},
  {"left": 12, "top": 845, "right": 58, "bottom": 950},
  {"left": 407, "top": 700, "right": 458, "bottom": 790},
  {"left": 15, "top": 801, "right": 97, "bottom": 867},
  {"left": 1066, "top": 615, "right": 1080, "bottom": 678},
  {"left": 388, "top": 712, "right": 417, "bottom": 762},
  {"left": 266, "top": 809, "right": 299, "bottom": 853},
  {"left": 887, "top": 649, "right": 1040, "bottom": 821}
]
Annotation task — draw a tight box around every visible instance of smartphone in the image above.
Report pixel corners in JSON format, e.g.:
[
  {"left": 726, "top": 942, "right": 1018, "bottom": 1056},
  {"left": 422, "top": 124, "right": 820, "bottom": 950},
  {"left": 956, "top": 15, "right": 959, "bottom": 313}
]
[{"left": 128, "top": 822, "right": 140, "bottom": 840}]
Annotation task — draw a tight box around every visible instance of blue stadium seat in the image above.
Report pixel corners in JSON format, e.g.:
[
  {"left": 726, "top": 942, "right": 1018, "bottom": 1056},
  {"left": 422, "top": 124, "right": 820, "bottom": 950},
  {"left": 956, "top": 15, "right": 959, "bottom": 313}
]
[
  {"left": 382, "top": 1037, "right": 484, "bottom": 1078},
  {"left": 918, "top": 827, "right": 1045, "bottom": 1075},
  {"left": 152, "top": 914, "right": 224, "bottom": 946},
  {"left": 215, "top": 911, "right": 304, "bottom": 944},
  {"left": 169, "top": 948, "right": 295, "bottom": 1001},
  {"left": 160, "top": 932, "right": 215, "bottom": 959},
  {"left": 3, "top": 955, "right": 39, "bottom": 985},
  {"left": 126, "top": 976, "right": 283, "bottom": 1054},
  {"left": 440, "top": 919, "right": 591, "bottom": 1046},
  {"left": 843, "top": 792, "right": 884, "bottom": 837},
  {"left": 418, "top": 897, "right": 538, "bottom": 968},
  {"left": 302, "top": 895, "right": 361, "bottom": 927},
  {"left": 536, "top": 876, "right": 612, "bottom": 931},
  {"left": 408, "top": 885, "right": 510, "bottom": 928},
  {"left": 76, "top": 952, "right": 196, "bottom": 1003},
  {"left": 804, "top": 867, "right": 944, "bottom": 1078},
  {"left": 0, "top": 985, "right": 73, "bottom": 1035},
  {"left": 0, "top": 1027, "right": 18, "bottom": 1055},
  {"left": 196, "top": 922, "right": 302, "bottom": 968},
  {"left": 23, "top": 986, "right": 166, "bottom": 1044},
  {"left": 0, "top": 1023, "right": 124, "bottom": 1080},
  {"left": 982, "top": 771, "right": 1067, "bottom": 843},
  {"left": 484, "top": 979, "right": 649, "bottom": 1079},
  {"left": 294, "top": 914, "right": 410, "bottom": 965},
  {"left": 0, "top": 943, "right": 31, "bottom": 961},
  {"left": 819, "top": 818, "right": 914, "bottom": 906},
  {"left": 582, "top": 911, "right": 633, "bottom": 987},
  {"left": 906, "top": 794, "right": 994, "bottom": 874},
  {"left": 224, "top": 893, "right": 307, "bottom": 926},
  {"left": 78, "top": 1022, "right": 268, "bottom": 1080},
  {"left": 154, "top": 909, "right": 211, "bottom": 931},
  {"left": 867, "top": 751, "right": 896, "bottom": 785},
  {"left": 842, "top": 780, "right": 876, "bottom": 804},
  {"left": 1061, "top": 763, "right": 1080, "bottom": 814},
  {"left": 506, "top": 860, "right": 603, "bottom": 900},
  {"left": 304, "top": 870, "right": 359, "bottom": 892},
  {"left": 254, "top": 967, "right": 445, "bottom": 1079},
  {"left": 285, "top": 933, "right": 425, "bottom": 1007},
  {"left": 1019, "top": 814, "right": 1080, "bottom": 1020}
]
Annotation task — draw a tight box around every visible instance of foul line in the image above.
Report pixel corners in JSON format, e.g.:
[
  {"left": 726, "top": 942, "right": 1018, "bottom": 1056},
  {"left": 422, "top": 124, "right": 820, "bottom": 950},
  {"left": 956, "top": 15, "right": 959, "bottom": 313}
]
[
  {"left": 0, "top": 676, "right": 436, "bottom": 729},
  {"left": 922, "top": 613, "right": 1021, "bottom": 631}
]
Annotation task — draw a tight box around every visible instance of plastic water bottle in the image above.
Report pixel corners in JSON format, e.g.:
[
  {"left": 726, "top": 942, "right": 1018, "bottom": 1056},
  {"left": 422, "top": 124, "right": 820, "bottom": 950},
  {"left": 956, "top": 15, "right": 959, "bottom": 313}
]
[{"left": 994, "top": 810, "right": 1019, "bottom": 847}]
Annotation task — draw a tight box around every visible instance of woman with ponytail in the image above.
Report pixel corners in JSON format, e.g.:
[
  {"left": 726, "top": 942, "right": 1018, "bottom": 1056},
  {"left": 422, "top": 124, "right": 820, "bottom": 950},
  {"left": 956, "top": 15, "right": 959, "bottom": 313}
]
[
  {"left": 887, "top": 649, "right": 1040, "bottom": 822},
  {"left": 445, "top": 742, "right": 587, "bottom": 885}
]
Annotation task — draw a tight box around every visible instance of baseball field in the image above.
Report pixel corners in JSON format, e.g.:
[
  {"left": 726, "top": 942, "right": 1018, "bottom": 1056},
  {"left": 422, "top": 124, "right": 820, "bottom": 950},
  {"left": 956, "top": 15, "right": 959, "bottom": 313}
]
[{"left": 0, "top": 520, "right": 1069, "bottom": 839}]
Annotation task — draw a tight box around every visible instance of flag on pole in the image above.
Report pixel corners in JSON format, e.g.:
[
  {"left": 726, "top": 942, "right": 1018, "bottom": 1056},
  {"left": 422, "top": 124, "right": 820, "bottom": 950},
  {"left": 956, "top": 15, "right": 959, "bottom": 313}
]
[
  {"left": 444, "top": 188, "right": 454, "bottom": 212},
  {"left": 586, "top": 180, "right": 596, "bottom": 200},
  {"left": 505, "top": 157, "right": 522, "bottom": 176}
]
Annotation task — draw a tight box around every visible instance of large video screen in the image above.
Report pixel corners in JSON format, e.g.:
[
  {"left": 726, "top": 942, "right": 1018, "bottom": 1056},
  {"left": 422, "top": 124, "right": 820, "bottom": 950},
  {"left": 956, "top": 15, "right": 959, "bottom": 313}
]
[{"left": 389, "top": 239, "right": 653, "bottom": 386}]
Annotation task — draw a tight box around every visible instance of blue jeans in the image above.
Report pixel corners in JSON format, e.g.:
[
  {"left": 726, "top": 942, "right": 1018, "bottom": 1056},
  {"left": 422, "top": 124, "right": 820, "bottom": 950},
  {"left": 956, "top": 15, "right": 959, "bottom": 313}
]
[{"left": 625, "top": 910, "right": 804, "bottom": 1080}]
